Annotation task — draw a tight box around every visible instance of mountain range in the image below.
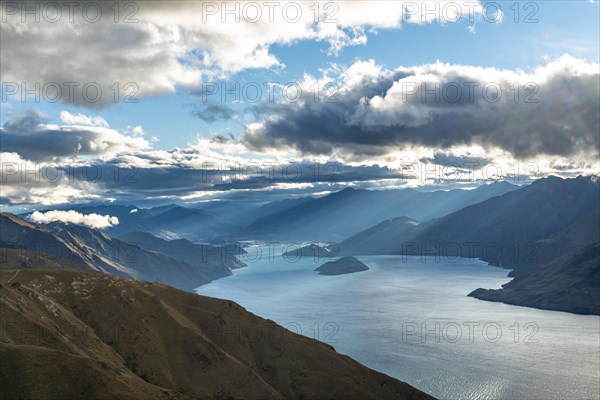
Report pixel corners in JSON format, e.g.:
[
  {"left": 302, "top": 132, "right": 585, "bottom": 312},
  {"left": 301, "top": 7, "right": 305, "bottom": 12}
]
[
  {"left": 0, "top": 213, "right": 239, "bottom": 291},
  {"left": 31, "top": 181, "right": 517, "bottom": 244},
  {"left": 47, "top": 204, "right": 241, "bottom": 242},
  {"left": 2, "top": 175, "right": 598, "bottom": 400},
  {"left": 337, "top": 176, "right": 600, "bottom": 314},
  {"left": 4, "top": 176, "right": 598, "bottom": 315},
  {"left": 117, "top": 231, "right": 246, "bottom": 270},
  {"left": 245, "top": 181, "right": 519, "bottom": 241}
]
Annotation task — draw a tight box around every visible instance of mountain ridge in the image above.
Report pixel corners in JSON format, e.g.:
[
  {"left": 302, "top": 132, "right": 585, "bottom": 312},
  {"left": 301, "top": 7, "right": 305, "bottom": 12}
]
[
  {"left": 1, "top": 214, "right": 241, "bottom": 291},
  {"left": 0, "top": 268, "right": 433, "bottom": 400},
  {"left": 245, "top": 181, "right": 519, "bottom": 241},
  {"left": 336, "top": 176, "right": 600, "bottom": 314}
]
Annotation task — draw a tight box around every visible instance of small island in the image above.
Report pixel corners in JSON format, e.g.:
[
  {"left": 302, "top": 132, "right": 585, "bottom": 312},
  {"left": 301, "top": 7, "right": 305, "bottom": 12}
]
[{"left": 315, "top": 256, "right": 369, "bottom": 276}]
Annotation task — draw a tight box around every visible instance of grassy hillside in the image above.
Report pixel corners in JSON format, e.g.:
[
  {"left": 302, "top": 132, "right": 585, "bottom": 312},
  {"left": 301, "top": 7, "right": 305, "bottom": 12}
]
[
  {"left": 0, "top": 248, "right": 87, "bottom": 271},
  {"left": 0, "top": 268, "right": 433, "bottom": 400}
]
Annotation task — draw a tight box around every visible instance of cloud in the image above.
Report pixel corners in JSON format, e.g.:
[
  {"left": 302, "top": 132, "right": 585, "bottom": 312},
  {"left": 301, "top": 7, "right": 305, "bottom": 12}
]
[
  {"left": 0, "top": 1, "right": 491, "bottom": 106},
  {"left": 1, "top": 109, "right": 150, "bottom": 161},
  {"left": 192, "top": 103, "right": 237, "bottom": 123},
  {"left": 2, "top": 146, "right": 598, "bottom": 208},
  {"left": 60, "top": 111, "right": 109, "bottom": 128},
  {"left": 420, "top": 151, "right": 491, "bottom": 170},
  {"left": 29, "top": 210, "right": 119, "bottom": 229},
  {"left": 0, "top": 151, "right": 102, "bottom": 205},
  {"left": 1, "top": 108, "right": 47, "bottom": 131},
  {"left": 241, "top": 55, "right": 600, "bottom": 161}
]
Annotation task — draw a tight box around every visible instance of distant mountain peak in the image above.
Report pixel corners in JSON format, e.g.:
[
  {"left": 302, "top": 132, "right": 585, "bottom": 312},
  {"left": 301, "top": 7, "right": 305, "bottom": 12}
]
[
  {"left": 330, "top": 187, "right": 366, "bottom": 198},
  {"left": 577, "top": 174, "right": 600, "bottom": 184},
  {"left": 488, "top": 180, "right": 517, "bottom": 187},
  {"left": 542, "top": 175, "right": 564, "bottom": 182},
  {"left": 388, "top": 216, "right": 420, "bottom": 224}
]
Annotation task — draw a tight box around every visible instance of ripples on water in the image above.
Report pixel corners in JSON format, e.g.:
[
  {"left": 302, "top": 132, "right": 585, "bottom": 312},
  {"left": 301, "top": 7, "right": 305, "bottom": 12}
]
[{"left": 197, "top": 247, "right": 600, "bottom": 399}]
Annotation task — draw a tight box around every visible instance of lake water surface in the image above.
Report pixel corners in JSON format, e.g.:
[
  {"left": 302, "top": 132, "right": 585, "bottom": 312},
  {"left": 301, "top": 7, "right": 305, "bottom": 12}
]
[{"left": 196, "top": 246, "right": 600, "bottom": 399}]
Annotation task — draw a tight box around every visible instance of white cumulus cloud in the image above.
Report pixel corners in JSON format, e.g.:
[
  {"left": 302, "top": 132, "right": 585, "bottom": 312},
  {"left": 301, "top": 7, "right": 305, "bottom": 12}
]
[
  {"left": 0, "top": 1, "right": 492, "bottom": 106},
  {"left": 60, "top": 111, "right": 109, "bottom": 128},
  {"left": 30, "top": 210, "right": 119, "bottom": 229}
]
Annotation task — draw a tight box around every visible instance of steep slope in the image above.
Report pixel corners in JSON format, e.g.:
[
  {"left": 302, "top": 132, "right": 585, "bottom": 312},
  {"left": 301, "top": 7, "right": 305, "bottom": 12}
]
[
  {"left": 338, "top": 176, "right": 600, "bottom": 314},
  {"left": 339, "top": 217, "right": 421, "bottom": 255},
  {"left": 411, "top": 176, "right": 599, "bottom": 267},
  {"left": 470, "top": 242, "right": 600, "bottom": 315},
  {"left": 0, "top": 212, "right": 90, "bottom": 267},
  {"left": 339, "top": 176, "right": 599, "bottom": 265},
  {"left": 118, "top": 231, "right": 245, "bottom": 271},
  {"left": 0, "top": 269, "right": 433, "bottom": 400},
  {"left": 0, "top": 248, "right": 87, "bottom": 271},
  {"left": 469, "top": 207, "right": 600, "bottom": 314},
  {"left": 44, "top": 222, "right": 234, "bottom": 290},
  {"left": 251, "top": 196, "right": 316, "bottom": 222},
  {"left": 1, "top": 214, "right": 240, "bottom": 291},
  {"left": 55, "top": 204, "right": 241, "bottom": 242},
  {"left": 515, "top": 208, "right": 600, "bottom": 268},
  {"left": 144, "top": 203, "right": 181, "bottom": 217},
  {"left": 246, "top": 182, "right": 518, "bottom": 241},
  {"left": 198, "top": 200, "right": 265, "bottom": 226},
  {"left": 142, "top": 206, "right": 241, "bottom": 240}
]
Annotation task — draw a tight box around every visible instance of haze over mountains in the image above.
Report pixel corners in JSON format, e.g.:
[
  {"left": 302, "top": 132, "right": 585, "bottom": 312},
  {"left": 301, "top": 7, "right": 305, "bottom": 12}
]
[
  {"left": 339, "top": 176, "right": 598, "bottom": 260},
  {"left": 246, "top": 181, "right": 519, "bottom": 241},
  {"left": 1, "top": 174, "right": 599, "bottom": 400},
  {"left": 0, "top": 213, "right": 239, "bottom": 291},
  {"left": 43, "top": 204, "right": 242, "bottom": 243},
  {"left": 337, "top": 176, "right": 600, "bottom": 314},
  {"left": 26, "top": 181, "right": 518, "bottom": 244},
  {"left": 2, "top": 1, "right": 598, "bottom": 397},
  {"left": 5, "top": 176, "right": 598, "bottom": 315},
  {"left": 117, "top": 231, "right": 246, "bottom": 269}
]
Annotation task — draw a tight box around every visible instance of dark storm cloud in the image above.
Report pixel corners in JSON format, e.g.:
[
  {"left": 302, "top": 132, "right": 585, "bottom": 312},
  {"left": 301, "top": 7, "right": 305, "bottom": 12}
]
[
  {"left": 3, "top": 157, "right": 406, "bottom": 205},
  {"left": 420, "top": 153, "right": 492, "bottom": 170},
  {"left": 52, "top": 160, "right": 407, "bottom": 202},
  {"left": 241, "top": 57, "right": 600, "bottom": 160},
  {"left": 0, "top": 110, "right": 149, "bottom": 161}
]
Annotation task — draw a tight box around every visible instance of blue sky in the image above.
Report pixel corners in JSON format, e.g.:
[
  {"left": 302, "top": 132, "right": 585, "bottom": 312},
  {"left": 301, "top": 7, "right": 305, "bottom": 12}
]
[
  {"left": 1, "top": 1, "right": 599, "bottom": 208},
  {"left": 3, "top": 1, "right": 598, "bottom": 150}
]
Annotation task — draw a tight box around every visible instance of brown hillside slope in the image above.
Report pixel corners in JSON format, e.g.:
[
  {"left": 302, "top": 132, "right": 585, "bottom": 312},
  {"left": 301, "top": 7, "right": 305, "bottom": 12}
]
[
  {"left": 0, "top": 248, "right": 87, "bottom": 271},
  {"left": 0, "top": 269, "right": 433, "bottom": 400},
  {"left": 0, "top": 213, "right": 235, "bottom": 291}
]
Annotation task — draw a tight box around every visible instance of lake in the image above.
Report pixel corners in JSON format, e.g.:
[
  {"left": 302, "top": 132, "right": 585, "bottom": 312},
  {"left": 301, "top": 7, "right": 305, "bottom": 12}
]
[{"left": 196, "top": 245, "right": 600, "bottom": 399}]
